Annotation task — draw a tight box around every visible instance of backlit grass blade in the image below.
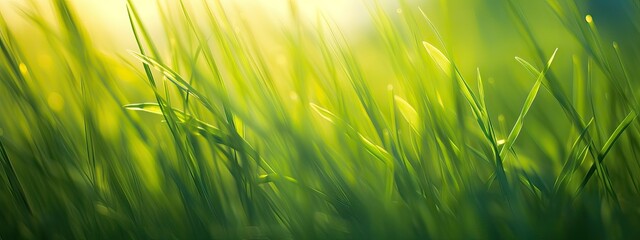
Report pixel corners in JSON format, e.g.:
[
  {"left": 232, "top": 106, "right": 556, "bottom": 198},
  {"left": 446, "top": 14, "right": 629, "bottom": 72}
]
[
  {"left": 394, "top": 95, "right": 420, "bottom": 133},
  {"left": 506, "top": 0, "right": 602, "bottom": 168},
  {"left": 124, "top": 102, "right": 275, "bottom": 173},
  {"left": 310, "top": 103, "right": 391, "bottom": 164},
  {"left": 477, "top": 68, "right": 487, "bottom": 111},
  {"left": 310, "top": 102, "right": 394, "bottom": 199},
  {"left": 422, "top": 41, "right": 452, "bottom": 77},
  {"left": 128, "top": 51, "right": 233, "bottom": 128},
  {"left": 423, "top": 40, "right": 507, "bottom": 192},
  {"left": 129, "top": 51, "right": 204, "bottom": 100},
  {"left": 500, "top": 48, "right": 558, "bottom": 159},
  {"left": 422, "top": 41, "right": 485, "bottom": 121},
  {"left": 125, "top": 102, "right": 224, "bottom": 139}
]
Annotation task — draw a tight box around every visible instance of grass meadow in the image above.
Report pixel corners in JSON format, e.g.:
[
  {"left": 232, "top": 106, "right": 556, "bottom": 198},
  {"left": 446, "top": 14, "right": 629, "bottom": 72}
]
[{"left": 1, "top": 0, "right": 640, "bottom": 239}]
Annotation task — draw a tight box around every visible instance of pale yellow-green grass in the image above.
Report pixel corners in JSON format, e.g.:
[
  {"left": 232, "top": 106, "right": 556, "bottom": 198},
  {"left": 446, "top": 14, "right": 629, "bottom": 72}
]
[{"left": 1, "top": 0, "right": 639, "bottom": 239}]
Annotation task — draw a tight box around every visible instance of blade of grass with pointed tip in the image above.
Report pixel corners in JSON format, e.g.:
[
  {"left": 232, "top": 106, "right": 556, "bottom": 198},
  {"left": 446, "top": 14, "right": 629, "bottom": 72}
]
[
  {"left": 500, "top": 49, "right": 558, "bottom": 159},
  {"left": 422, "top": 41, "right": 487, "bottom": 128},
  {"left": 553, "top": 118, "right": 594, "bottom": 194},
  {"left": 124, "top": 102, "right": 275, "bottom": 173},
  {"left": 310, "top": 103, "right": 391, "bottom": 164},
  {"left": 394, "top": 95, "right": 420, "bottom": 134},
  {"left": 477, "top": 68, "right": 487, "bottom": 111},
  {"left": 580, "top": 111, "right": 637, "bottom": 191},
  {"left": 507, "top": 0, "right": 601, "bottom": 168},
  {"left": 310, "top": 102, "right": 394, "bottom": 199},
  {"left": 128, "top": 51, "right": 235, "bottom": 130},
  {"left": 423, "top": 40, "right": 495, "bottom": 146},
  {"left": 612, "top": 42, "right": 638, "bottom": 109},
  {"left": 422, "top": 41, "right": 452, "bottom": 78}
]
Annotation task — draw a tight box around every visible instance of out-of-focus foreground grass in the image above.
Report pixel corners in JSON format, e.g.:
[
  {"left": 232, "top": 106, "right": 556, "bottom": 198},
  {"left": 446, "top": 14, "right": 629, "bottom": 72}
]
[{"left": 1, "top": 0, "right": 640, "bottom": 239}]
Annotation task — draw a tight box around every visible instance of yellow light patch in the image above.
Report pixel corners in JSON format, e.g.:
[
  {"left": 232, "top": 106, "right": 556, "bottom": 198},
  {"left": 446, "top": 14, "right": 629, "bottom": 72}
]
[
  {"left": 47, "top": 92, "right": 65, "bottom": 112},
  {"left": 132, "top": 139, "right": 160, "bottom": 191},
  {"left": 585, "top": 15, "right": 593, "bottom": 23},
  {"left": 394, "top": 95, "right": 419, "bottom": 133},
  {"left": 436, "top": 91, "right": 445, "bottom": 109},
  {"left": 115, "top": 66, "right": 134, "bottom": 83},
  {"left": 19, "top": 63, "right": 28, "bottom": 76},
  {"left": 233, "top": 115, "right": 245, "bottom": 136},
  {"left": 97, "top": 105, "right": 119, "bottom": 140},
  {"left": 289, "top": 91, "right": 299, "bottom": 101},
  {"left": 38, "top": 54, "right": 53, "bottom": 69},
  {"left": 276, "top": 54, "right": 288, "bottom": 66}
]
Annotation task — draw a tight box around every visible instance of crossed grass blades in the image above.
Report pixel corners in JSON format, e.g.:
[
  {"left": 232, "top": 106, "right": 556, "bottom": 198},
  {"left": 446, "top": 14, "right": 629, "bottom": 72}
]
[{"left": 1, "top": 0, "right": 640, "bottom": 239}]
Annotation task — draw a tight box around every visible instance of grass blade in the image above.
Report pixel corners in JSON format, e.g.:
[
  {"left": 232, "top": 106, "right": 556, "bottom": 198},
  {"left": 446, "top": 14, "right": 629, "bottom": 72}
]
[
  {"left": 394, "top": 95, "right": 420, "bottom": 133},
  {"left": 0, "top": 140, "right": 32, "bottom": 216},
  {"left": 500, "top": 48, "right": 558, "bottom": 159},
  {"left": 580, "top": 111, "right": 637, "bottom": 191},
  {"left": 422, "top": 41, "right": 452, "bottom": 77}
]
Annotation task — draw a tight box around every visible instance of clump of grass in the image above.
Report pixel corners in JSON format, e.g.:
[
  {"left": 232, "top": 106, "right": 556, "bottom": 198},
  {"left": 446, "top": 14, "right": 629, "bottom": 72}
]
[{"left": 1, "top": 0, "right": 640, "bottom": 239}]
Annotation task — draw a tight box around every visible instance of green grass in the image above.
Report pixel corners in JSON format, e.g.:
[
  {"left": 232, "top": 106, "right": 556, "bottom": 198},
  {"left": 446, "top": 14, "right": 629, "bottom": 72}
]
[{"left": 1, "top": 0, "right": 640, "bottom": 239}]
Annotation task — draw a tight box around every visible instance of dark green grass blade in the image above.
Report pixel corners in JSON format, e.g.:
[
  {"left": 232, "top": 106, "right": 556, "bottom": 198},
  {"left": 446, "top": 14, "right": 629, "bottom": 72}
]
[
  {"left": 553, "top": 118, "right": 594, "bottom": 194},
  {"left": 0, "top": 140, "right": 32, "bottom": 216},
  {"left": 579, "top": 111, "right": 637, "bottom": 191}
]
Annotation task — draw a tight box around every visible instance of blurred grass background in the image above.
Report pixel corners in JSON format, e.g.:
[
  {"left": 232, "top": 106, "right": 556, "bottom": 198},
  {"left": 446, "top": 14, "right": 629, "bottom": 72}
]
[{"left": 1, "top": 0, "right": 640, "bottom": 239}]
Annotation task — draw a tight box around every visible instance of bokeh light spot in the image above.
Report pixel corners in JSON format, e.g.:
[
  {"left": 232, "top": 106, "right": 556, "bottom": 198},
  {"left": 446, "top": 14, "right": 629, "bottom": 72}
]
[
  {"left": 19, "top": 63, "right": 28, "bottom": 76},
  {"left": 47, "top": 92, "right": 65, "bottom": 112},
  {"left": 585, "top": 14, "right": 593, "bottom": 23}
]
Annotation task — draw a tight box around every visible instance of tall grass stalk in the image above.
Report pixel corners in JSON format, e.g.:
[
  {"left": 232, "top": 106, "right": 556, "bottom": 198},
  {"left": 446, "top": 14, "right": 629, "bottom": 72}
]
[{"left": 1, "top": 0, "right": 639, "bottom": 238}]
